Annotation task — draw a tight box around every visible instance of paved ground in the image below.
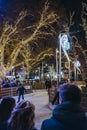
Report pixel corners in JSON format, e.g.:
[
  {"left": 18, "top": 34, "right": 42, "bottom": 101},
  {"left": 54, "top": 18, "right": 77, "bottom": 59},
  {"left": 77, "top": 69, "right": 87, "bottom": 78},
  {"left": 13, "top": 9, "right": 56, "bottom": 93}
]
[{"left": 14, "top": 89, "right": 52, "bottom": 130}]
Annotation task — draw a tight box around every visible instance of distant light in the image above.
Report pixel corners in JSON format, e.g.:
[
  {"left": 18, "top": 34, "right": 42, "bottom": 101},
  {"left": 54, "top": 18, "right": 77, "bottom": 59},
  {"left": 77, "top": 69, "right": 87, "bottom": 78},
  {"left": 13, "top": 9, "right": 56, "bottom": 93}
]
[
  {"left": 35, "top": 76, "right": 40, "bottom": 80},
  {"left": 63, "top": 41, "right": 70, "bottom": 50},
  {"left": 47, "top": 74, "right": 50, "bottom": 77},
  {"left": 61, "top": 71, "right": 64, "bottom": 78},
  {"left": 61, "top": 34, "right": 70, "bottom": 51},
  {"left": 74, "top": 60, "right": 81, "bottom": 67}
]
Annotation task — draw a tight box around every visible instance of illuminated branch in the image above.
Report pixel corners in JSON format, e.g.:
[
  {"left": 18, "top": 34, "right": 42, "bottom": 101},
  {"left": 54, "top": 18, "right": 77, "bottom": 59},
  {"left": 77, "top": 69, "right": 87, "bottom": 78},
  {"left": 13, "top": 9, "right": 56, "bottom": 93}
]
[
  {"left": 71, "top": 35, "right": 87, "bottom": 80},
  {"left": 0, "top": 11, "right": 27, "bottom": 77},
  {"left": 80, "top": 2, "right": 87, "bottom": 43},
  {"left": 61, "top": 8, "right": 87, "bottom": 80},
  {"left": 7, "top": 1, "right": 59, "bottom": 71},
  {"left": 62, "top": 12, "right": 75, "bottom": 33},
  {"left": 22, "top": 48, "right": 54, "bottom": 72}
]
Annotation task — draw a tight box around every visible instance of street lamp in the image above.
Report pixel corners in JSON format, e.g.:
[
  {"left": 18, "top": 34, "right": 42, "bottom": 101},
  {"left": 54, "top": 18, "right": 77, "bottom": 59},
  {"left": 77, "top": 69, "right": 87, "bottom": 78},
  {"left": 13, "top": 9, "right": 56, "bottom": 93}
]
[
  {"left": 59, "top": 33, "right": 71, "bottom": 82},
  {"left": 56, "top": 48, "right": 59, "bottom": 87},
  {"left": 74, "top": 60, "right": 81, "bottom": 81},
  {"left": 10, "top": 66, "right": 14, "bottom": 96}
]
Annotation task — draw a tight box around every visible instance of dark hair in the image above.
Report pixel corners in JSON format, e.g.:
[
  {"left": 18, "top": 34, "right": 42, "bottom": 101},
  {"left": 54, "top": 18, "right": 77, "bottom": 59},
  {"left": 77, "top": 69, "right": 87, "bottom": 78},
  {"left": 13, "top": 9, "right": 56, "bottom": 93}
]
[
  {"left": 59, "top": 83, "right": 81, "bottom": 104},
  {"left": 0, "top": 96, "right": 15, "bottom": 122},
  {"left": 8, "top": 100, "right": 35, "bottom": 130}
]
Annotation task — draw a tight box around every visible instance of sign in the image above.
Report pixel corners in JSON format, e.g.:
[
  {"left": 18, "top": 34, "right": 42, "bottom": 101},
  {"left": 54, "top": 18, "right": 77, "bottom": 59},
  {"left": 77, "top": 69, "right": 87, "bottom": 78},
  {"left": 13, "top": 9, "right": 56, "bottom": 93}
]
[{"left": 24, "top": 85, "right": 31, "bottom": 89}]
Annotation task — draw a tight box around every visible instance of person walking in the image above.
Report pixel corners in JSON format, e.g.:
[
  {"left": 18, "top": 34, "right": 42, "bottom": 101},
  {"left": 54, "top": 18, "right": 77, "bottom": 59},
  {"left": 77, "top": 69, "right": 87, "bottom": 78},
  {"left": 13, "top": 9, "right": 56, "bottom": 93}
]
[
  {"left": 45, "top": 78, "right": 51, "bottom": 95},
  {"left": 41, "top": 83, "right": 87, "bottom": 130},
  {"left": 16, "top": 82, "right": 26, "bottom": 103},
  {"left": 51, "top": 81, "right": 67, "bottom": 105}
]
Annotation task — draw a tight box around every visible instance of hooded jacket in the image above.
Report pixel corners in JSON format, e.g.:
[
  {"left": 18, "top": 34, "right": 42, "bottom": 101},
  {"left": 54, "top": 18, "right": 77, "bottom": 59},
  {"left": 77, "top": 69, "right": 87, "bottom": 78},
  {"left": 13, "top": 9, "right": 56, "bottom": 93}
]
[{"left": 41, "top": 101, "right": 87, "bottom": 130}]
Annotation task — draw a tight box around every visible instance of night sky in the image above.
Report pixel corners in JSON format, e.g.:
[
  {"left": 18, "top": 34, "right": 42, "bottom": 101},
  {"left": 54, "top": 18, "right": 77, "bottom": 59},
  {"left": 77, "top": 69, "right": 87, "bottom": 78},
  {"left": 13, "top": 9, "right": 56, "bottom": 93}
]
[
  {"left": 0, "top": 0, "right": 85, "bottom": 13},
  {"left": 0, "top": 0, "right": 87, "bottom": 71},
  {"left": 0, "top": 0, "right": 86, "bottom": 36}
]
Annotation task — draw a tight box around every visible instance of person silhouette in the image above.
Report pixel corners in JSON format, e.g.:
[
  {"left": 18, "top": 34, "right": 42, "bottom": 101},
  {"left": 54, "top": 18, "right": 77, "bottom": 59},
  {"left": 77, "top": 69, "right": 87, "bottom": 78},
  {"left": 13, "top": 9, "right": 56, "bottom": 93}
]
[
  {"left": 41, "top": 83, "right": 87, "bottom": 130},
  {"left": 0, "top": 96, "right": 16, "bottom": 130},
  {"left": 16, "top": 82, "right": 26, "bottom": 103},
  {"left": 8, "top": 100, "right": 38, "bottom": 130}
]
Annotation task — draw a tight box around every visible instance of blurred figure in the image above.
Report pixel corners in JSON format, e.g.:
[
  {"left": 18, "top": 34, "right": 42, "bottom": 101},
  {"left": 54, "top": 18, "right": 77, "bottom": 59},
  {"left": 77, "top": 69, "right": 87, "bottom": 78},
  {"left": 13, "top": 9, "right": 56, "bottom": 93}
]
[
  {"left": 41, "top": 83, "right": 87, "bottom": 130},
  {"left": 45, "top": 79, "right": 51, "bottom": 95},
  {"left": 16, "top": 82, "right": 26, "bottom": 103},
  {"left": 8, "top": 100, "right": 38, "bottom": 130},
  {"left": 51, "top": 81, "right": 67, "bottom": 105},
  {"left": 0, "top": 96, "right": 16, "bottom": 130},
  {"left": 2, "top": 81, "right": 11, "bottom": 88}
]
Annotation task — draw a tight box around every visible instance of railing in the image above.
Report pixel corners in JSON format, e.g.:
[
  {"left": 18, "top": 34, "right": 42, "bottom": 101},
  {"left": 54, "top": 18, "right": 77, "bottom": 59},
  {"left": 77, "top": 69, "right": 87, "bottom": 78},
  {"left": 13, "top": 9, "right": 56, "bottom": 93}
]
[{"left": 0, "top": 86, "right": 32, "bottom": 98}]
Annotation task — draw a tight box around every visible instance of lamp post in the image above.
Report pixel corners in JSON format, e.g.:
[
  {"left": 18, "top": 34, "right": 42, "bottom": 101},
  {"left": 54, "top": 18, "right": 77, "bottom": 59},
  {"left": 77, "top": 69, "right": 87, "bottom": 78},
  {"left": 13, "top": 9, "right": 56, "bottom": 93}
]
[
  {"left": 74, "top": 60, "right": 81, "bottom": 82},
  {"left": 59, "top": 34, "right": 62, "bottom": 82},
  {"left": 59, "top": 33, "right": 71, "bottom": 82},
  {"left": 56, "top": 48, "right": 58, "bottom": 87},
  {"left": 56, "top": 33, "right": 71, "bottom": 87},
  {"left": 10, "top": 66, "right": 14, "bottom": 96},
  {"left": 41, "top": 62, "right": 44, "bottom": 81}
]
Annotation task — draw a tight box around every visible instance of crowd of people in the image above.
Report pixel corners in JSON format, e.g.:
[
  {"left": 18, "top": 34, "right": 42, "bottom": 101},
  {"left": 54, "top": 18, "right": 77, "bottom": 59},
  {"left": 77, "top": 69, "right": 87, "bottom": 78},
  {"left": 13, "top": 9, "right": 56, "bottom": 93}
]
[
  {"left": 1, "top": 78, "right": 18, "bottom": 88},
  {"left": 0, "top": 82, "right": 87, "bottom": 130}
]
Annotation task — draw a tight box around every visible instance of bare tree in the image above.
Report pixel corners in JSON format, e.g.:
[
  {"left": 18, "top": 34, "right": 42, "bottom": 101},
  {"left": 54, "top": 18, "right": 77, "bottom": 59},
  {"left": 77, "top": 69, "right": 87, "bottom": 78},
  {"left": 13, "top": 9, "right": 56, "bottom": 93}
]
[
  {"left": 59, "top": 3, "right": 87, "bottom": 82},
  {"left": 80, "top": 2, "right": 87, "bottom": 83},
  {"left": 0, "top": 11, "right": 27, "bottom": 77},
  {"left": 0, "top": 1, "right": 61, "bottom": 78},
  {"left": 24, "top": 48, "right": 54, "bottom": 72},
  {"left": 81, "top": 2, "right": 87, "bottom": 43}
]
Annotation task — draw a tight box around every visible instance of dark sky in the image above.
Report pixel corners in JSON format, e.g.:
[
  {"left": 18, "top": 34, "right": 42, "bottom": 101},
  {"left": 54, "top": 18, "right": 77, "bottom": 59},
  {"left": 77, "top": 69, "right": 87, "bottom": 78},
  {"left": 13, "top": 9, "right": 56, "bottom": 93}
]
[
  {"left": 0, "top": 0, "right": 86, "bottom": 59},
  {"left": 61, "top": 0, "right": 82, "bottom": 10},
  {"left": 0, "top": 0, "right": 86, "bottom": 24},
  {"left": 0, "top": 0, "right": 84, "bottom": 12}
]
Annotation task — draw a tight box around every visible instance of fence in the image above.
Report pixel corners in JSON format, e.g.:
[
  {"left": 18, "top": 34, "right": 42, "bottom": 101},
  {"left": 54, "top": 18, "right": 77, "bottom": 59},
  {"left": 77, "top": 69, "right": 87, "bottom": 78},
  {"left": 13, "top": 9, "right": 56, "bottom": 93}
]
[{"left": 0, "top": 86, "right": 32, "bottom": 98}]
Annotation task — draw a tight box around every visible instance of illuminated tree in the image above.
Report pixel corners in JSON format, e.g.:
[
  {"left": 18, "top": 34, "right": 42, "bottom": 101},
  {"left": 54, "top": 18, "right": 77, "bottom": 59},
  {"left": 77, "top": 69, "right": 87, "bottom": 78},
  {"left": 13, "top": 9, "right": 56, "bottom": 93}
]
[
  {"left": 0, "top": 11, "right": 27, "bottom": 77},
  {"left": 0, "top": 1, "right": 62, "bottom": 78},
  {"left": 60, "top": 2, "right": 87, "bottom": 82},
  {"left": 80, "top": 2, "right": 87, "bottom": 83},
  {"left": 24, "top": 48, "right": 54, "bottom": 73},
  {"left": 81, "top": 2, "right": 87, "bottom": 43}
]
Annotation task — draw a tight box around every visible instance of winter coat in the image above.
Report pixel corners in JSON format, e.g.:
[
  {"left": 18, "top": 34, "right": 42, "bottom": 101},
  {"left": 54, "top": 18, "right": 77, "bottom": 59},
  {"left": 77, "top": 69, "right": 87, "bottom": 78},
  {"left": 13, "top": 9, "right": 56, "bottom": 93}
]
[
  {"left": 45, "top": 80, "right": 51, "bottom": 89},
  {"left": 41, "top": 101, "right": 87, "bottom": 130},
  {"left": 17, "top": 84, "right": 26, "bottom": 95}
]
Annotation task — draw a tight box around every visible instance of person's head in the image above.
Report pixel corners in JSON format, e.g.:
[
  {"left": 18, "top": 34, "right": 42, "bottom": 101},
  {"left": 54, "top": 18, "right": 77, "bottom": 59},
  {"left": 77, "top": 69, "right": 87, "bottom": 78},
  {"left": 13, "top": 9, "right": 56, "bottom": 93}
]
[
  {"left": 8, "top": 100, "right": 35, "bottom": 130},
  {"left": 59, "top": 83, "right": 81, "bottom": 104},
  {"left": 0, "top": 96, "right": 16, "bottom": 122}
]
